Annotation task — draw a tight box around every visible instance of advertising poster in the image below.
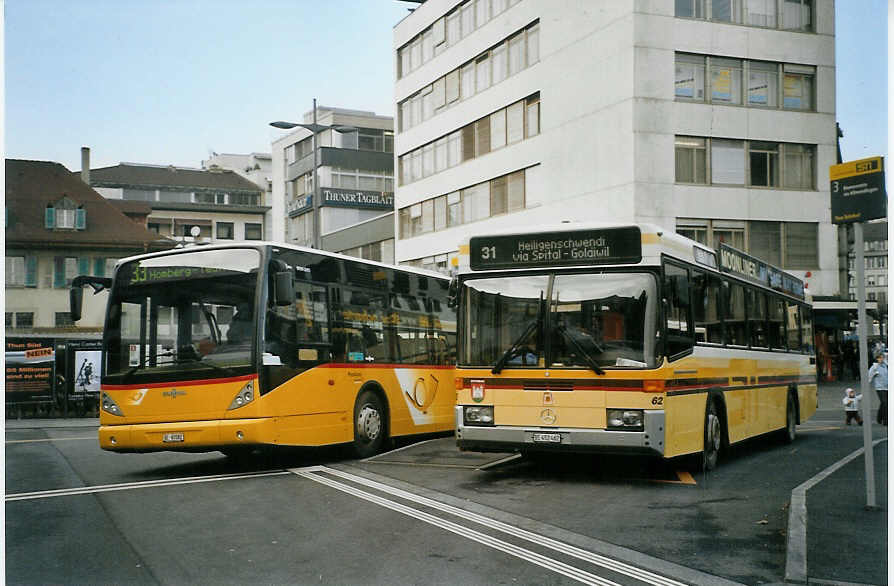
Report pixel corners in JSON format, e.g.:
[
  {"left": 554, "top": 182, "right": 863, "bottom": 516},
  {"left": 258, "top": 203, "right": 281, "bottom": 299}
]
[
  {"left": 5, "top": 338, "right": 55, "bottom": 404},
  {"left": 73, "top": 350, "right": 101, "bottom": 394},
  {"left": 68, "top": 339, "right": 103, "bottom": 395}
]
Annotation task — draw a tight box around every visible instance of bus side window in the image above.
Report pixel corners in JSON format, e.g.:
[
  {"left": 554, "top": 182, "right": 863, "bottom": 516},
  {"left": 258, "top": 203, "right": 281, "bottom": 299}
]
[
  {"left": 663, "top": 262, "right": 693, "bottom": 358},
  {"left": 786, "top": 301, "right": 802, "bottom": 351},
  {"left": 768, "top": 297, "right": 786, "bottom": 350},
  {"left": 724, "top": 281, "right": 747, "bottom": 346}
]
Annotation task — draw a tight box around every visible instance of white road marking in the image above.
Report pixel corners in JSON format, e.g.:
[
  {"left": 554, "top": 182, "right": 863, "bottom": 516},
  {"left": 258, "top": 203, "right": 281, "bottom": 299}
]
[
  {"left": 5, "top": 470, "right": 290, "bottom": 502},
  {"left": 6, "top": 436, "right": 96, "bottom": 444},
  {"left": 293, "top": 466, "right": 619, "bottom": 586},
  {"left": 293, "top": 465, "right": 689, "bottom": 586}
]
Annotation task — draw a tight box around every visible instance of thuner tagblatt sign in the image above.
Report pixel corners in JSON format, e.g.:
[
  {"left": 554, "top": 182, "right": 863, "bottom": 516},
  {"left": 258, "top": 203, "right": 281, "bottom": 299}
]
[{"left": 830, "top": 156, "right": 887, "bottom": 224}]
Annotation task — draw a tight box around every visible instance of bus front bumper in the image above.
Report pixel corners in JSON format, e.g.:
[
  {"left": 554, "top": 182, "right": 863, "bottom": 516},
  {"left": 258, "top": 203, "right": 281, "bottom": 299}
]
[
  {"left": 99, "top": 418, "right": 274, "bottom": 453},
  {"left": 455, "top": 407, "right": 665, "bottom": 457}
]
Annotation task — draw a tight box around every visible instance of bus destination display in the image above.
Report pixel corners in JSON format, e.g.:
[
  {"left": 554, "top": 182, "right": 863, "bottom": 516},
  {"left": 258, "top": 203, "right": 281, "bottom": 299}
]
[{"left": 470, "top": 227, "right": 642, "bottom": 270}]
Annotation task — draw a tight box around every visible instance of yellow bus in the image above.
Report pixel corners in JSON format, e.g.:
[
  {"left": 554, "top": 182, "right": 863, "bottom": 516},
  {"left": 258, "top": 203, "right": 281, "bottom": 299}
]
[
  {"left": 453, "top": 223, "right": 816, "bottom": 469},
  {"left": 71, "top": 242, "right": 456, "bottom": 458}
]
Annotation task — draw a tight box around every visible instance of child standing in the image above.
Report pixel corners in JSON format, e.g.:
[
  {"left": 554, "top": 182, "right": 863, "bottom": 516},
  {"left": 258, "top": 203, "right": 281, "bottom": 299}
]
[{"left": 842, "top": 387, "right": 863, "bottom": 426}]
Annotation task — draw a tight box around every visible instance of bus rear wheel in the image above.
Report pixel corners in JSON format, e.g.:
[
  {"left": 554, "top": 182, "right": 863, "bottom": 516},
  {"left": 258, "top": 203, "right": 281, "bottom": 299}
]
[
  {"left": 781, "top": 392, "right": 797, "bottom": 444},
  {"left": 703, "top": 400, "right": 722, "bottom": 471},
  {"left": 352, "top": 390, "right": 386, "bottom": 458}
]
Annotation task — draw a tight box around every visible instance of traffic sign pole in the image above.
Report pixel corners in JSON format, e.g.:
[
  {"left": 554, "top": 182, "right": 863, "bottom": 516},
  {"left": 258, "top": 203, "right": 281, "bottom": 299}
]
[{"left": 854, "top": 222, "right": 877, "bottom": 509}]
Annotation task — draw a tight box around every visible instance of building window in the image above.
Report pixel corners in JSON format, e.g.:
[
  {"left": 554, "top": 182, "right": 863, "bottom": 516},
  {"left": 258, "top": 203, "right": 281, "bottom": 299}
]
[
  {"left": 711, "top": 58, "right": 743, "bottom": 104},
  {"left": 398, "top": 168, "right": 528, "bottom": 238},
  {"left": 711, "top": 0, "right": 743, "bottom": 23},
  {"left": 711, "top": 139, "right": 746, "bottom": 185},
  {"left": 13, "top": 312, "right": 34, "bottom": 328},
  {"left": 677, "top": 0, "right": 811, "bottom": 31},
  {"left": 782, "top": 0, "right": 812, "bottom": 31},
  {"left": 675, "top": 137, "right": 707, "bottom": 184},
  {"left": 678, "top": 136, "right": 814, "bottom": 189},
  {"left": 749, "top": 221, "right": 782, "bottom": 266},
  {"left": 54, "top": 256, "right": 86, "bottom": 288},
  {"left": 399, "top": 94, "right": 538, "bottom": 186},
  {"left": 217, "top": 222, "right": 234, "bottom": 240},
  {"left": 677, "top": 219, "right": 818, "bottom": 269},
  {"left": 676, "top": 0, "right": 706, "bottom": 17},
  {"left": 676, "top": 53, "right": 814, "bottom": 112},
  {"left": 398, "top": 21, "right": 540, "bottom": 132},
  {"left": 55, "top": 312, "right": 74, "bottom": 327},
  {"left": 782, "top": 143, "right": 815, "bottom": 189},
  {"left": 748, "top": 61, "right": 779, "bottom": 106},
  {"left": 783, "top": 65, "right": 814, "bottom": 110},
  {"left": 8, "top": 255, "right": 39, "bottom": 288},
  {"left": 675, "top": 54, "right": 706, "bottom": 100},
  {"left": 45, "top": 197, "right": 85, "bottom": 230},
  {"left": 244, "top": 223, "right": 263, "bottom": 240},
  {"left": 784, "top": 222, "right": 818, "bottom": 268},
  {"left": 745, "top": 0, "right": 777, "bottom": 27},
  {"left": 749, "top": 141, "right": 779, "bottom": 187}
]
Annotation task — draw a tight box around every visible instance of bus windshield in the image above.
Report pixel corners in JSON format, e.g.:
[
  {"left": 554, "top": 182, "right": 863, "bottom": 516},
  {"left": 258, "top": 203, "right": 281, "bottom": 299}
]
[
  {"left": 104, "top": 248, "right": 261, "bottom": 384},
  {"left": 462, "top": 272, "right": 659, "bottom": 369}
]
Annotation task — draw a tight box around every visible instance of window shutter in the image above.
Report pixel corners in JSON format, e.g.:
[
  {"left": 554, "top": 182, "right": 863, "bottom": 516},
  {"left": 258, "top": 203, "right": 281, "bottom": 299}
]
[
  {"left": 25, "top": 256, "right": 37, "bottom": 288},
  {"left": 45, "top": 207, "right": 55, "bottom": 229},
  {"left": 78, "top": 257, "right": 89, "bottom": 276},
  {"left": 76, "top": 208, "right": 86, "bottom": 230},
  {"left": 94, "top": 257, "right": 105, "bottom": 277},
  {"left": 54, "top": 257, "right": 64, "bottom": 288}
]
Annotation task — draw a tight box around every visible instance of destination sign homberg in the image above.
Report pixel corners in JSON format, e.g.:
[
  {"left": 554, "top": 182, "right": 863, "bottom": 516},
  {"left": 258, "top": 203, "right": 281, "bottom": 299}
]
[
  {"left": 718, "top": 244, "right": 804, "bottom": 299},
  {"left": 829, "top": 156, "right": 887, "bottom": 224},
  {"left": 123, "top": 264, "right": 234, "bottom": 285},
  {"left": 469, "top": 227, "right": 642, "bottom": 270}
]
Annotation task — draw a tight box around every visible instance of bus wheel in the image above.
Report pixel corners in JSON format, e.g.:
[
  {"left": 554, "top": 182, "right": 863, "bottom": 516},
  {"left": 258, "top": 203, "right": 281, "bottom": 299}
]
[
  {"left": 353, "top": 390, "right": 386, "bottom": 458},
  {"left": 781, "top": 392, "right": 797, "bottom": 444},
  {"left": 703, "top": 400, "right": 722, "bottom": 471}
]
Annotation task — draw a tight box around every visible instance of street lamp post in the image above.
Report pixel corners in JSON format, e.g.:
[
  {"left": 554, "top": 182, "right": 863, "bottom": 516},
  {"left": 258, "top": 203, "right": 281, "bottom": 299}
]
[{"left": 270, "top": 99, "right": 356, "bottom": 249}]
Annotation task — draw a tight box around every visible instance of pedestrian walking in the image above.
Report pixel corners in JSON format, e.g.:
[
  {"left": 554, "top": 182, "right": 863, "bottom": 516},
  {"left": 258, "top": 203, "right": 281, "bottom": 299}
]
[
  {"left": 842, "top": 387, "right": 863, "bottom": 426},
  {"left": 868, "top": 352, "right": 888, "bottom": 426}
]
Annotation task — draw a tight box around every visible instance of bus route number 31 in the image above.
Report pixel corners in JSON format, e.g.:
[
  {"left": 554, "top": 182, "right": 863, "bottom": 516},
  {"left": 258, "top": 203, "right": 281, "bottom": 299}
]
[{"left": 480, "top": 246, "right": 497, "bottom": 260}]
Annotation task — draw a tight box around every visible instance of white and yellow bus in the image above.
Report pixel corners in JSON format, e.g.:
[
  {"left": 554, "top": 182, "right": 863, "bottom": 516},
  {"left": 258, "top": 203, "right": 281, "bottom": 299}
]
[
  {"left": 453, "top": 223, "right": 816, "bottom": 468},
  {"left": 71, "top": 243, "right": 455, "bottom": 458}
]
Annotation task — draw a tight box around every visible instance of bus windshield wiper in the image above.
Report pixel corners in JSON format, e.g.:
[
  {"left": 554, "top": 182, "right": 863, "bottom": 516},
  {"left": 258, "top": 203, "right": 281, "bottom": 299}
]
[
  {"left": 492, "top": 319, "right": 540, "bottom": 375},
  {"left": 555, "top": 325, "right": 606, "bottom": 375}
]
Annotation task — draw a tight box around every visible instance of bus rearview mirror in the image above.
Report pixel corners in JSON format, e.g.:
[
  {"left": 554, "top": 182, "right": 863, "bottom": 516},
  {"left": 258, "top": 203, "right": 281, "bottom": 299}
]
[
  {"left": 70, "top": 287, "right": 84, "bottom": 322},
  {"left": 274, "top": 271, "right": 294, "bottom": 306}
]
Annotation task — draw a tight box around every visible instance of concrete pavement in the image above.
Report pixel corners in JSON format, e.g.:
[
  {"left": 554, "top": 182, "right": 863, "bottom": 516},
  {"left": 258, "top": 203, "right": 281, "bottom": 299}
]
[{"left": 6, "top": 381, "right": 888, "bottom": 584}]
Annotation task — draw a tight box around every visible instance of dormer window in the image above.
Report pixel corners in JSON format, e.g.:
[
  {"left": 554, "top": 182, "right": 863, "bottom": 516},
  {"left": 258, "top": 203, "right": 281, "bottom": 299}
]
[{"left": 46, "top": 196, "right": 85, "bottom": 230}]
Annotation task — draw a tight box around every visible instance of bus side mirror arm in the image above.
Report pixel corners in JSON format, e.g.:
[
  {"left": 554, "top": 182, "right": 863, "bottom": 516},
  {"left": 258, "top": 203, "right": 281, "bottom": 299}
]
[
  {"left": 70, "top": 275, "right": 112, "bottom": 322},
  {"left": 447, "top": 277, "right": 458, "bottom": 308}
]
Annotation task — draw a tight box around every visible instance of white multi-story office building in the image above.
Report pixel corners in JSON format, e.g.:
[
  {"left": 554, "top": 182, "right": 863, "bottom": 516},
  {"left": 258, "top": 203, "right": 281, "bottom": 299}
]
[{"left": 393, "top": 0, "right": 838, "bottom": 296}]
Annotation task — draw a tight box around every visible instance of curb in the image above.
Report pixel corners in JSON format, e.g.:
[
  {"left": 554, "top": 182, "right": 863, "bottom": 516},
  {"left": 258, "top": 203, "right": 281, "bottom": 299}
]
[{"left": 783, "top": 437, "right": 887, "bottom": 584}]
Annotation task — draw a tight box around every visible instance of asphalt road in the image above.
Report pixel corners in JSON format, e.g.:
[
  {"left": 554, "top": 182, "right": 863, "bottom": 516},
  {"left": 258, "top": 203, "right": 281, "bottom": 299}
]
[{"left": 5, "top": 396, "right": 887, "bottom": 585}]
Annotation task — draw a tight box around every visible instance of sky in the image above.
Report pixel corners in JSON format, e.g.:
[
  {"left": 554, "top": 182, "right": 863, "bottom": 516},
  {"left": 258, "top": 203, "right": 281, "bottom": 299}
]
[{"left": 4, "top": 0, "right": 889, "bottom": 172}]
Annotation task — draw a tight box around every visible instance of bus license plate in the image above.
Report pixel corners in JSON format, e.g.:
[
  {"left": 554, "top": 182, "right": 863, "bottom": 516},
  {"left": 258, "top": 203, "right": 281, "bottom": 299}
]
[
  {"left": 163, "top": 432, "right": 184, "bottom": 443},
  {"left": 532, "top": 432, "right": 561, "bottom": 443}
]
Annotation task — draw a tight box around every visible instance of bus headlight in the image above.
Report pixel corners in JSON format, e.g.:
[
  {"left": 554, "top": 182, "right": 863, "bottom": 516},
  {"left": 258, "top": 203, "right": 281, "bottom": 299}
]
[
  {"left": 463, "top": 405, "right": 494, "bottom": 426},
  {"left": 227, "top": 381, "right": 255, "bottom": 411},
  {"left": 606, "top": 409, "right": 643, "bottom": 431},
  {"left": 101, "top": 393, "right": 124, "bottom": 417}
]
